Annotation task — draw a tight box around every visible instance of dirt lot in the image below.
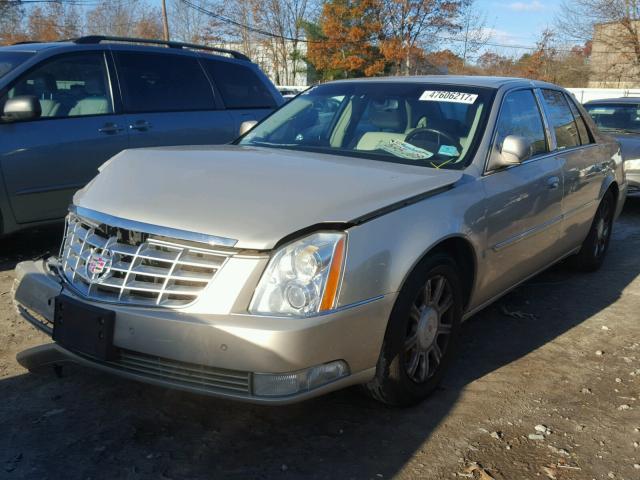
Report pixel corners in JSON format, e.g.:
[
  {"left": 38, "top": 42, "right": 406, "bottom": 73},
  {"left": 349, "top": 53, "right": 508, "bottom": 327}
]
[{"left": 1, "top": 200, "right": 639, "bottom": 480}]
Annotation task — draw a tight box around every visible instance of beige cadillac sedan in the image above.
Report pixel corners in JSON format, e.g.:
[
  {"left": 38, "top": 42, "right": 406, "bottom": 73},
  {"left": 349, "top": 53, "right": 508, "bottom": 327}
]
[{"left": 14, "top": 77, "right": 626, "bottom": 406}]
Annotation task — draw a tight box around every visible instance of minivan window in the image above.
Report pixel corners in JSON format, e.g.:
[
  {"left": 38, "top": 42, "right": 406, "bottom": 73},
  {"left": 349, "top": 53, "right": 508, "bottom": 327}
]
[
  {"left": 202, "top": 59, "right": 276, "bottom": 109},
  {"left": 565, "top": 94, "right": 592, "bottom": 145},
  {"left": 0, "top": 52, "right": 33, "bottom": 78},
  {"left": 541, "top": 89, "right": 580, "bottom": 149},
  {"left": 115, "top": 52, "right": 215, "bottom": 113},
  {"left": 1, "top": 53, "right": 113, "bottom": 119},
  {"left": 490, "top": 89, "right": 548, "bottom": 164}
]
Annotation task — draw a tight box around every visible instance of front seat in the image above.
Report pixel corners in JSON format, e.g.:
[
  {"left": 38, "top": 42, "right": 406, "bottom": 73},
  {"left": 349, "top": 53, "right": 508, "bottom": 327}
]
[
  {"left": 68, "top": 75, "right": 109, "bottom": 117},
  {"left": 356, "top": 101, "right": 409, "bottom": 151}
]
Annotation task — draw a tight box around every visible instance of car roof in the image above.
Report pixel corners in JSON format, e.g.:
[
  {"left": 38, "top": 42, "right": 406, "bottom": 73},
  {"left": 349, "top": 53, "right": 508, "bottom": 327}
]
[
  {"left": 585, "top": 97, "right": 640, "bottom": 105},
  {"left": 0, "top": 39, "right": 250, "bottom": 62},
  {"left": 0, "top": 41, "right": 65, "bottom": 52},
  {"left": 329, "top": 75, "right": 559, "bottom": 89}
]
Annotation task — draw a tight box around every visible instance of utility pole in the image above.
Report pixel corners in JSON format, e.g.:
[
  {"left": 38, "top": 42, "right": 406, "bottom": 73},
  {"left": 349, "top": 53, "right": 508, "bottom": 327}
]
[{"left": 161, "top": 0, "right": 170, "bottom": 41}]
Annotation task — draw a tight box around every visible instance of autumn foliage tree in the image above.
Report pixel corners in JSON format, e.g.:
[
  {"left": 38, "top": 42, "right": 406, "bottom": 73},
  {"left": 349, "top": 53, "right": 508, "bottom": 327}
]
[{"left": 307, "top": 0, "right": 386, "bottom": 80}]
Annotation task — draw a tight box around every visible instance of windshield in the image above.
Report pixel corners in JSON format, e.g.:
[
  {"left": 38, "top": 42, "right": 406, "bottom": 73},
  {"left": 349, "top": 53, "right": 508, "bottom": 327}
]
[
  {"left": 585, "top": 102, "right": 640, "bottom": 134},
  {"left": 239, "top": 82, "right": 495, "bottom": 169},
  {"left": 0, "top": 52, "right": 33, "bottom": 79}
]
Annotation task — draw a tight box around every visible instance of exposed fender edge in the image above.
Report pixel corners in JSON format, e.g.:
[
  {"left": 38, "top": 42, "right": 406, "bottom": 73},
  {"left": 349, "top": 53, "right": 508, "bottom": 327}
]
[{"left": 273, "top": 184, "right": 455, "bottom": 249}]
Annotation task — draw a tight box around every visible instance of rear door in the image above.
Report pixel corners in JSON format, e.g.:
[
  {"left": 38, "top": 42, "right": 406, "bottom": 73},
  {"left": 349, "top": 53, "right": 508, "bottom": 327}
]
[
  {"left": 0, "top": 51, "right": 129, "bottom": 223},
  {"left": 539, "top": 89, "right": 604, "bottom": 249},
  {"left": 199, "top": 58, "right": 280, "bottom": 132},
  {"left": 479, "top": 88, "right": 564, "bottom": 301},
  {"left": 112, "top": 49, "right": 236, "bottom": 148}
]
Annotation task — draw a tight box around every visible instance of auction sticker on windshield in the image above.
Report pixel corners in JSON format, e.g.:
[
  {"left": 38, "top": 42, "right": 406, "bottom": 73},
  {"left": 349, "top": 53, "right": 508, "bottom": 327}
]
[{"left": 419, "top": 91, "right": 478, "bottom": 104}]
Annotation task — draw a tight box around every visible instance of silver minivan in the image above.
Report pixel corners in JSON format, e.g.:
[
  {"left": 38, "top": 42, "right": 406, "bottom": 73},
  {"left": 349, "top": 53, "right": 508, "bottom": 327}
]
[{"left": 0, "top": 36, "right": 283, "bottom": 236}]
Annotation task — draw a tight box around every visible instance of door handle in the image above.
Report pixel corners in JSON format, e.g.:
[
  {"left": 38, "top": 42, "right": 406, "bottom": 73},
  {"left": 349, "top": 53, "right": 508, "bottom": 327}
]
[
  {"left": 98, "top": 123, "right": 124, "bottom": 134},
  {"left": 129, "top": 120, "right": 152, "bottom": 131},
  {"left": 547, "top": 176, "right": 560, "bottom": 189}
]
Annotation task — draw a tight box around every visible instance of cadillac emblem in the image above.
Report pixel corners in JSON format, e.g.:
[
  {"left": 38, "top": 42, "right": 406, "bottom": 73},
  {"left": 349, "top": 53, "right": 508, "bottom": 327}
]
[{"left": 86, "top": 249, "right": 113, "bottom": 282}]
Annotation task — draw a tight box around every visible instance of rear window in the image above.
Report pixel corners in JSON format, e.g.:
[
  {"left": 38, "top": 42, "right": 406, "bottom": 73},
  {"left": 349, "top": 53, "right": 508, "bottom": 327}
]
[
  {"left": 541, "top": 89, "right": 580, "bottom": 149},
  {"left": 115, "top": 52, "right": 215, "bottom": 113},
  {"left": 0, "top": 52, "right": 33, "bottom": 79},
  {"left": 585, "top": 102, "right": 640, "bottom": 134},
  {"left": 202, "top": 59, "right": 276, "bottom": 109},
  {"left": 565, "top": 94, "right": 593, "bottom": 145}
]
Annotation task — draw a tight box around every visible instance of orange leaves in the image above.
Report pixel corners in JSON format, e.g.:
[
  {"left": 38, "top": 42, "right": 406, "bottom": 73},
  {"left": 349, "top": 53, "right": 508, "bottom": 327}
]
[{"left": 306, "top": 0, "right": 386, "bottom": 80}]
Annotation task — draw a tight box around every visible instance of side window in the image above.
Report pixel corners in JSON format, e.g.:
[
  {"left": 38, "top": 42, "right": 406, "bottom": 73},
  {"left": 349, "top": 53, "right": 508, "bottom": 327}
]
[
  {"left": 565, "top": 94, "right": 593, "bottom": 145},
  {"left": 541, "top": 89, "right": 580, "bottom": 149},
  {"left": 491, "top": 89, "right": 548, "bottom": 164},
  {"left": 2, "top": 53, "right": 113, "bottom": 119},
  {"left": 202, "top": 59, "right": 276, "bottom": 109},
  {"left": 115, "top": 52, "right": 215, "bottom": 113}
]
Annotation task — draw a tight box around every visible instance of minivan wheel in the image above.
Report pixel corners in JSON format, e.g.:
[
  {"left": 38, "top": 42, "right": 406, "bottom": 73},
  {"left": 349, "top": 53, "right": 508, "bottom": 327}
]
[
  {"left": 364, "top": 253, "right": 463, "bottom": 406},
  {"left": 571, "top": 190, "right": 614, "bottom": 272}
]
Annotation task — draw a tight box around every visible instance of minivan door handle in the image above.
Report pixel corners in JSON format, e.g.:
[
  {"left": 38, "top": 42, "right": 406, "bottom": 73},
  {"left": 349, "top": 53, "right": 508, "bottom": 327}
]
[
  {"left": 547, "top": 176, "right": 560, "bottom": 190},
  {"left": 129, "top": 120, "right": 152, "bottom": 131},
  {"left": 98, "top": 123, "right": 124, "bottom": 134}
]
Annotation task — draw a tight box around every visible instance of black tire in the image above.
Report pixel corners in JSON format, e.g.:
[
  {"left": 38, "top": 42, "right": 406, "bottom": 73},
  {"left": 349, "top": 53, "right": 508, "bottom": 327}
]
[
  {"left": 570, "top": 190, "right": 615, "bottom": 272},
  {"left": 364, "top": 253, "right": 463, "bottom": 406}
]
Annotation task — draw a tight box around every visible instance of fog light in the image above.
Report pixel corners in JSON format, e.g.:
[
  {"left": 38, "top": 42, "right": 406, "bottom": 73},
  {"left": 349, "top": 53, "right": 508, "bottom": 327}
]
[{"left": 253, "top": 360, "right": 350, "bottom": 397}]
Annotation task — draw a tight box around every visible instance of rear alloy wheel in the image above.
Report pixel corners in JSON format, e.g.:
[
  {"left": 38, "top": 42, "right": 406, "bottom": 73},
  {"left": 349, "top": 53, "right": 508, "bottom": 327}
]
[
  {"left": 365, "top": 253, "right": 463, "bottom": 406},
  {"left": 571, "top": 190, "right": 614, "bottom": 272}
]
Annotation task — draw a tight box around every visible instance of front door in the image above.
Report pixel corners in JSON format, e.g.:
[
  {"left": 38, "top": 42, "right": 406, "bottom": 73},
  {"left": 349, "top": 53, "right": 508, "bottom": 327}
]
[
  {"left": 478, "top": 89, "right": 564, "bottom": 302},
  {"left": 0, "top": 52, "right": 128, "bottom": 223}
]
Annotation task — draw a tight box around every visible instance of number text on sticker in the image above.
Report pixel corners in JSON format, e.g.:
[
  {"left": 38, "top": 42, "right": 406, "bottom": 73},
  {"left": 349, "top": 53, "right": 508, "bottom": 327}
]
[{"left": 419, "top": 91, "right": 478, "bottom": 104}]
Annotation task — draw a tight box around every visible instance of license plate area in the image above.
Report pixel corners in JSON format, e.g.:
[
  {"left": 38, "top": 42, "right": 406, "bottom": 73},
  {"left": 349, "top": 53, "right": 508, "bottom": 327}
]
[{"left": 53, "top": 295, "right": 116, "bottom": 361}]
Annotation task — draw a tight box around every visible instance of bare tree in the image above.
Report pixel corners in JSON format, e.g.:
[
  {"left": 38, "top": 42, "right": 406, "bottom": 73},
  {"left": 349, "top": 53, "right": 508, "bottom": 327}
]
[
  {"left": 378, "top": 0, "right": 466, "bottom": 75},
  {"left": 556, "top": 0, "right": 640, "bottom": 86},
  {"left": 84, "top": 0, "right": 164, "bottom": 39},
  {"left": 455, "top": 0, "right": 492, "bottom": 67},
  {"left": 169, "top": 0, "right": 212, "bottom": 44},
  {"left": 0, "top": 0, "right": 25, "bottom": 44}
]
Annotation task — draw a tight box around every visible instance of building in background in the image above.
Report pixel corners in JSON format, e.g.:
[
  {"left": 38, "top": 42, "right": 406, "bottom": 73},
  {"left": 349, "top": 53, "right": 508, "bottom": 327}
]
[{"left": 589, "top": 20, "right": 640, "bottom": 88}]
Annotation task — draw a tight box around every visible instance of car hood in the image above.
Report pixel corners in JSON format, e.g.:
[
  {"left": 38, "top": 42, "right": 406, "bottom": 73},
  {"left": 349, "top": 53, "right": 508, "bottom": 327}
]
[{"left": 74, "top": 146, "right": 463, "bottom": 250}]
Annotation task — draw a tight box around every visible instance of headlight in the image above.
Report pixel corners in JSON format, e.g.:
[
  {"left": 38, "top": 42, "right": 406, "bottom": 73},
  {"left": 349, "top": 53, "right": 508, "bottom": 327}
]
[{"left": 249, "top": 232, "right": 346, "bottom": 317}]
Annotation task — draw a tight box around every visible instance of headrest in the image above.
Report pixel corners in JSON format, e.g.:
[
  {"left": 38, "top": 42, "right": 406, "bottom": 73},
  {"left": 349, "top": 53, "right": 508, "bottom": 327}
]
[{"left": 369, "top": 99, "right": 404, "bottom": 131}]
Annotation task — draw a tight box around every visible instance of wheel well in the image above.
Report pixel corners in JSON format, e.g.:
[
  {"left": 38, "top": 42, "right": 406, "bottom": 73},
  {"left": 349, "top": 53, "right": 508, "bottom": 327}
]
[
  {"left": 606, "top": 181, "right": 619, "bottom": 210},
  {"left": 428, "top": 237, "right": 476, "bottom": 310}
]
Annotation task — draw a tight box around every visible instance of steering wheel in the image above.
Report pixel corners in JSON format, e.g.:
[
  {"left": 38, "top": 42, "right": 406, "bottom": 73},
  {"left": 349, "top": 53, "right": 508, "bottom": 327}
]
[{"left": 405, "top": 128, "right": 463, "bottom": 156}]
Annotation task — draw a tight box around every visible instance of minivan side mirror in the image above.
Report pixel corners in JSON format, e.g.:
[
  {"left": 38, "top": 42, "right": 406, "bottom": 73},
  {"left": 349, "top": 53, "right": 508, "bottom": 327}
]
[
  {"left": 489, "top": 135, "right": 532, "bottom": 170},
  {"left": 239, "top": 120, "right": 258, "bottom": 136},
  {"left": 2, "top": 96, "right": 41, "bottom": 123}
]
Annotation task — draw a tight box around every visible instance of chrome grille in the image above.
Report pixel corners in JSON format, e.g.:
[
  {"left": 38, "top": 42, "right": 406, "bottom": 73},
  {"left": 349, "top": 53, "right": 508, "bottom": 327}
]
[{"left": 60, "top": 213, "right": 231, "bottom": 307}]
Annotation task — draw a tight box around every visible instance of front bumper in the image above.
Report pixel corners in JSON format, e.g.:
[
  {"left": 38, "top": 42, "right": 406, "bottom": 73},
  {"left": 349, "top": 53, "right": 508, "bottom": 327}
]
[{"left": 13, "top": 259, "right": 394, "bottom": 404}]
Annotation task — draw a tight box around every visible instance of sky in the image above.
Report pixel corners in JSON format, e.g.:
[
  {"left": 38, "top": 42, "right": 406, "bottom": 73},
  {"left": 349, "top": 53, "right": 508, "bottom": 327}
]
[{"left": 472, "top": 0, "right": 562, "bottom": 54}]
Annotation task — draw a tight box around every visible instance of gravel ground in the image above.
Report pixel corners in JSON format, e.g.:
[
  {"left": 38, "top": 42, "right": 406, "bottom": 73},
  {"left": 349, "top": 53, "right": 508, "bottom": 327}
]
[{"left": 1, "top": 199, "right": 639, "bottom": 480}]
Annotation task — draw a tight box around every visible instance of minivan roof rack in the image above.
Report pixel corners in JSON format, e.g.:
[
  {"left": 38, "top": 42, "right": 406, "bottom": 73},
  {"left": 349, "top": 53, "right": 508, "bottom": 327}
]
[{"left": 71, "top": 36, "right": 250, "bottom": 61}]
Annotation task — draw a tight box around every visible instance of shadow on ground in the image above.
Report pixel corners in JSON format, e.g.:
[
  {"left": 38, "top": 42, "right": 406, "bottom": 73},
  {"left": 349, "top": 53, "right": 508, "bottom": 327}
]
[{"left": 1, "top": 199, "right": 639, "bottom": 479}]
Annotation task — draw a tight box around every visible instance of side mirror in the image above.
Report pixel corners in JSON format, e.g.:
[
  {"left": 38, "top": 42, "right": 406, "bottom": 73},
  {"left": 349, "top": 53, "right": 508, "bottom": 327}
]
[
  {"left": 2, "top": 95, "right": 41, "bottom": 122},
  {"left": 490, "top": 135, "right": 532, "bottom": 170},
  {"left": 239, "top": 120, "right": 258, "bottom": 136}
]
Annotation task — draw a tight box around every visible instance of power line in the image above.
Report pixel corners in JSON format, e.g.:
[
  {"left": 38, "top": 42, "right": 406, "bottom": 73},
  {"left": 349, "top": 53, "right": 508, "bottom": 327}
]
[{"left": 178, "top": 0, "right": 597, "bottom": 54}]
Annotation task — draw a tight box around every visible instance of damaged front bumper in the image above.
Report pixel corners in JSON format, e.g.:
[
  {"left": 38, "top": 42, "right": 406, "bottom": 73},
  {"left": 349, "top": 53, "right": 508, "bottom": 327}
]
[{"left": 13, "top": 259, "right": 393, "bottom": 404}]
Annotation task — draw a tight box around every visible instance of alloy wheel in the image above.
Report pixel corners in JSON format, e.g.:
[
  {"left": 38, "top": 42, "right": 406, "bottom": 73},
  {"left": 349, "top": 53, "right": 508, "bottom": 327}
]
[{"left": 403, "top": 274, "right": 455, "bottom": 384}]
